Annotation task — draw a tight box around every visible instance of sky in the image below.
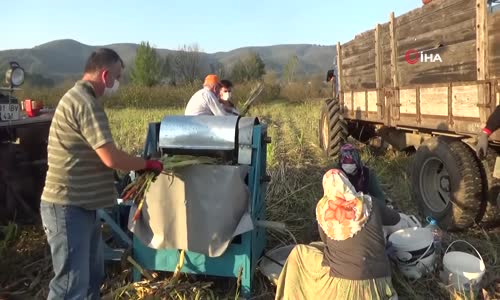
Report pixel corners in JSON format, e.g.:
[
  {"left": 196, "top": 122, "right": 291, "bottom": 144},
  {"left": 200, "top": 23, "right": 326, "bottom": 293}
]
[{"left": 3, "top": 0, "right": 423, "bottom": 53}]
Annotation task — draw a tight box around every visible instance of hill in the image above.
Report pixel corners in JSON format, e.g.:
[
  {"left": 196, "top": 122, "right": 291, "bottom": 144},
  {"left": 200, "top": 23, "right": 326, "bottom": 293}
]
[{"left": 0, "top": 39, "right": 336, "bottom": 84}]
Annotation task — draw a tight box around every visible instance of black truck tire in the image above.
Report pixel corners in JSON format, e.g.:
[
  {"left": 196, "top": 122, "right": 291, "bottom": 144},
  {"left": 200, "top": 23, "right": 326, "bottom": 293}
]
[
  {"left": 411, "top": 137, "right": 483, "bottom": 230},
  {"left": 478, "top": 148, "right": 500, "bottom": 227},
  {"left": 319, "top": 98, "right": 348, "bottom": 158}
]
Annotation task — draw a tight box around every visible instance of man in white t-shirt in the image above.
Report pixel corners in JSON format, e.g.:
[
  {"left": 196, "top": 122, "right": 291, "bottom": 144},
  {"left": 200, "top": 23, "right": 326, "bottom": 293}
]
[{"left": 185, "top": 74, "right": 233, "bottom": 116}]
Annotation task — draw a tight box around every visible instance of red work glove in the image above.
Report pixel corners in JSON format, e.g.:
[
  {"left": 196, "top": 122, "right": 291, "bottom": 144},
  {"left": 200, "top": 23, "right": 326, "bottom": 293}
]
[{"left": 144, "top": 160, "right": 163, "bottom": 173}]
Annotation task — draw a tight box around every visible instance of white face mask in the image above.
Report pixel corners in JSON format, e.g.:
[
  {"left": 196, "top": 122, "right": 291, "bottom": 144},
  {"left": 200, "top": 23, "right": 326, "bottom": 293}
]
[
  {"left": 221, "top": 91, "right": 232, "bottom": 101},
  {"left": 342, "top": 163, "right": 358, "bottom": 175},
  {"left": 103, "top": 79, "right": 120, "bottom": 97}
]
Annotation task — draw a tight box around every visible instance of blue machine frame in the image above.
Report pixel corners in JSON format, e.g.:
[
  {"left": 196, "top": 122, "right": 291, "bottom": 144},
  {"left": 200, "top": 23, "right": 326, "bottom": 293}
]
[{"left": 131, "top": 120, "right": 269, "bottom": 297}]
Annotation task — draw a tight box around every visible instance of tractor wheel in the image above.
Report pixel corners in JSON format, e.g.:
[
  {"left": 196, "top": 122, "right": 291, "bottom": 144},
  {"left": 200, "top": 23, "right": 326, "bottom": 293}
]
[
  {"left": 411, "top": 137, "right": 483, "bottom": 230},
  {"left": 319, "top": 98, "right": 348, "bottom": 158},
  {"left": 478, "top": 148, "right": 500, "bottom": 227}
]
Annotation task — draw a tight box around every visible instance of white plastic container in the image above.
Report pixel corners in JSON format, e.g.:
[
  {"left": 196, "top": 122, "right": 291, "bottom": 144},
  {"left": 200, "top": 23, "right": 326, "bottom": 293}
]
[{"left": 388, "top": 227, "right": 436, "bottom": 279}]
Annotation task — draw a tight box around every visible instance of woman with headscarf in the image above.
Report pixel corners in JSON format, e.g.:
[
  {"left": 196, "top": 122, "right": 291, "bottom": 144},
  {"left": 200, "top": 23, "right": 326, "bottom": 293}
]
[
  {"left": 275, "top": 169, "right": 399, "bottom": 300},
  {"left": 338, "top": 143, "right": 386, "bottom": 204},
  {"left": 337, "top": 143, "right": 419, "bottom": 234}
]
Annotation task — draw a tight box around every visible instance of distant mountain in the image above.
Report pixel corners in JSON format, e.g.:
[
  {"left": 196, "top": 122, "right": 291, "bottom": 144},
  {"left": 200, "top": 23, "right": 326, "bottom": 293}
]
[{"left": 0, "top": 39, "right": 336, "bottom": 84}]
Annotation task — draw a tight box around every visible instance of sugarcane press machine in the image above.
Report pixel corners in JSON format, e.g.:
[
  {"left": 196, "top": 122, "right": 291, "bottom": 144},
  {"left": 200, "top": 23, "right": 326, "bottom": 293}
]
[{"left": 131, "top": 115, "right": 271, "bottom": 297}]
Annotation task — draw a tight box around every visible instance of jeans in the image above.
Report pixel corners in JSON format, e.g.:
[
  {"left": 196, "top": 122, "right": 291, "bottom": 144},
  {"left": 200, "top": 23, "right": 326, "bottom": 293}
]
[{"left": 40, "top": 201, "right": 104, "bottom": 300}]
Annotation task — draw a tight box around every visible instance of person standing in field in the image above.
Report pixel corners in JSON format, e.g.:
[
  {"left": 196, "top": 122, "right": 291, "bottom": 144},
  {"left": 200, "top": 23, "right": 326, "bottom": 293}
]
[
  {"left": 218, "top": 79, "right": 240, "bottom": 116},
  {"left": 184, "top": 74, "right": 234, "bottom": 116},
  {"left": 40, "top": 48, "right": 163, "bottom": 299}
]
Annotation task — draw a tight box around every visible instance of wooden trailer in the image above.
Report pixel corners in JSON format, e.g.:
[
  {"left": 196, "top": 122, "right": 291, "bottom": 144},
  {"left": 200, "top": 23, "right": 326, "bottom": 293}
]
[{"left": 319, "top": 0, "right": 500, "bottom": 230}]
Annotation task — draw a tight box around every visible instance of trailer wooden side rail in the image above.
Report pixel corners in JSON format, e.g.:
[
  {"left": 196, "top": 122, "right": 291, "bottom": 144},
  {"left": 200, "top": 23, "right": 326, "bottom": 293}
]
[{"left": 335, "top": 0, "right": 500, "bottom": 140}]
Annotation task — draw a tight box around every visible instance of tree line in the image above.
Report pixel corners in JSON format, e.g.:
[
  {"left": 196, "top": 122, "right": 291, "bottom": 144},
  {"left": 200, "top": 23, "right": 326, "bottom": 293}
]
[{"left": 130, "top": 41, "right": 299, "bottom": 87}]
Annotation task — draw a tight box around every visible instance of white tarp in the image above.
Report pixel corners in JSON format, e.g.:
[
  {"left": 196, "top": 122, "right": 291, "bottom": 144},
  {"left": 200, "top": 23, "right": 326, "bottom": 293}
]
[{"left": 128, "top": 165, "right": 254, "bottom": 257}]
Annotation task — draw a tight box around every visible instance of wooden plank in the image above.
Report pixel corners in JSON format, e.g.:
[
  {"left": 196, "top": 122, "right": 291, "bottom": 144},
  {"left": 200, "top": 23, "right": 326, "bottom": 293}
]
[
  {"left": 353, "top": 91, "right": 366, "bottom": 113},
  {"left": 390, "top": 12, "right": 399, "bottom": 87},
  {"left": 343, "top": 75, "right": 377, "bottom": 90},
  {"left": 368, "top": 91, "right": 378, "bottom": 112},
  {"left": 397, "top": 1, "right": 475, "bottom": 39},
  {"left": 375, "top": 23, "right": 384, "bottom": 119},
  {"left": 397, "top": 40, "right": 476, "bottom": 85},
  {"left": 488, "top": 12, "right": 500, "bottom": 78},
  {"left": 343, "top": 91, "right": 352, "bottom": 112},
  {"left": 420, "top": 86, "right": 449, "bottom": 116},
  {"left": 397, "top": 0, "right": 471, "bottom": 27},
  {"left": 477, "top": 0, "right": 489, "bottom": 80},
  {"left": 397, "top": 17, "right": 476, "bottom": 52},
  {"left": 336, "top": 42, "right": 344, "bottom": 93},
  {"left": 375, "top": 24, "right": 383, "bottom": 90},
  {"left": 452, "top": 84, "right": 481, "bottom": 118},
  {"left": 477, "top": 0, "right": 489, "bottom": 125},
  {"left": 381, "top": 21, "right": 392, "bottom": 88},
  {"left": 342, "top": 50, "right": 376, "bottom": 68},
  {"left": 400, "top": 89, "right": 417, "bottom": 114},
  {"left": 343, "top": 63, "right": 376, "bottom": 76},
  {"left": 342, "top": 34, "right": 375, "bottom": 58}
]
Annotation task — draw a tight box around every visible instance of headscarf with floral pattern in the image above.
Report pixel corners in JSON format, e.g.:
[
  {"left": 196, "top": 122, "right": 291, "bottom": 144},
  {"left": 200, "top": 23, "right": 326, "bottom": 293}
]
[{"left": 316, "top": 169, "right": 373, "bottom": 241}]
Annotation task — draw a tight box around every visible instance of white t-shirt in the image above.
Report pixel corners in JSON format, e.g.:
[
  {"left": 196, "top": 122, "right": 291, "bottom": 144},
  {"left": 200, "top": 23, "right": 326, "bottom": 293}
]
[{"left": 184, "top": 87, "right": 233, "bottom": 116}]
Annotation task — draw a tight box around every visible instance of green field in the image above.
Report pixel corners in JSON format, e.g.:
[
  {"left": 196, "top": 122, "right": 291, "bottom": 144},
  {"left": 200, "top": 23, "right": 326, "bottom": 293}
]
[{"left": 1, "top": 97, "right": 500, "bottom": 299}]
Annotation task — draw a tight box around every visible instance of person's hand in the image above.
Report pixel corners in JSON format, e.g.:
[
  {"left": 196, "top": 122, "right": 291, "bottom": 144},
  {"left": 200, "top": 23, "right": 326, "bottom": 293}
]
[
  {"left": 476, "top": 131, "right": 489, "bottom": 159},
  {"left": 145, "top": 160, "right": 163, "bottom": 173}
]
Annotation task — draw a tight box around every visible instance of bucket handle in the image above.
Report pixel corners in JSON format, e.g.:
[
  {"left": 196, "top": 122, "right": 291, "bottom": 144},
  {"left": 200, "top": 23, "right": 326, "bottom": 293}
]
[
  {"left": 404, "top": 237, "right": 434, "bottom": 266},
  {"left": 444, "top": 240, "right": 485, "bottom": 265}
]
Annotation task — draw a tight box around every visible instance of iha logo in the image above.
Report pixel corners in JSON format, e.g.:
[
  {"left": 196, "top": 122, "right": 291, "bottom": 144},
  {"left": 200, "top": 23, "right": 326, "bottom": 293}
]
[{"left": 405, "top": 49, "right": 443, "bottom": 64}]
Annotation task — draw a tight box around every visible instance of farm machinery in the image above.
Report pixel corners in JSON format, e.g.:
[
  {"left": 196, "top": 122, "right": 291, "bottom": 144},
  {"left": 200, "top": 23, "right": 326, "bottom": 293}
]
[
  {"left": 0, "top": 62, "right": 54, "bottom": 224},
  {"left": 125, "top": 115, "right": 271, "bottom": 296},
  {"left": 319, "top": 0, "right": 500, "bottom": 230}
]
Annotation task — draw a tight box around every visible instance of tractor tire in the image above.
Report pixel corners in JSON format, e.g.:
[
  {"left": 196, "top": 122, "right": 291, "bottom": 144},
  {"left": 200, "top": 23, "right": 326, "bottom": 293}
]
[
  {"left": 319, "top": 98, "right": 348, "bottom": 158},
  {"left": 411, "top": 137, "right": 483, "bottom": 230},
  {"left": 478, "top": 148, "right": 500, "bottom": 227}
]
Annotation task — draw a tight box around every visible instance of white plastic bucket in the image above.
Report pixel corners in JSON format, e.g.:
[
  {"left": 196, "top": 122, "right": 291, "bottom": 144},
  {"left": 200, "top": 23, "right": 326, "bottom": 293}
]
[
  {"left": 442, "top": 240, "right": 486, "bottom": 292},
  {"left": 388, "top": 227, "right": 436, "bottom": 279},
  {"left": 258, "top": 245, "right": 295, "bottom": 285}
]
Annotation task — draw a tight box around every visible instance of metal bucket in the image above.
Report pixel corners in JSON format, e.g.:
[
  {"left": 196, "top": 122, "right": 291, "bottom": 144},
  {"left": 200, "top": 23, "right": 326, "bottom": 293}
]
[{"left": 442, "top": 240, "right": 486, "bottom": 292}]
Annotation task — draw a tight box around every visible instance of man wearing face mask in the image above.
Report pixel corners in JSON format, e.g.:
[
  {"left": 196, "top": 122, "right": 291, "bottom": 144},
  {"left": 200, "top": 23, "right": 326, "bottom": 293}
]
[
  {"left": 185, "top": 74, "right": 233, "bottom": 116},
  {"left": 40, "top": 48, "right": 163, "bottom": 299},
  {"left": 219, "top": 79, "right": 240, "bottom": 116}
]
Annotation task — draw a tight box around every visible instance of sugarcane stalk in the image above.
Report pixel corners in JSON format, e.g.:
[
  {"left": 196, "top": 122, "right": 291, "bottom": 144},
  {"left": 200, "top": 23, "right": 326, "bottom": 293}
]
[
  {"left": 171, "top": 249, "right": 186, "bottom": 284},
  {"left": 127, "top": 256, "right": 154, "bottom": 281}
]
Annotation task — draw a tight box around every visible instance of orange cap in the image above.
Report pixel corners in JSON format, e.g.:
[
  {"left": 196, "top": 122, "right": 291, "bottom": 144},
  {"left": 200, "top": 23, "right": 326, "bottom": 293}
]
[{"left": 204, "top": 74, "right": 220, "bottom": 86}]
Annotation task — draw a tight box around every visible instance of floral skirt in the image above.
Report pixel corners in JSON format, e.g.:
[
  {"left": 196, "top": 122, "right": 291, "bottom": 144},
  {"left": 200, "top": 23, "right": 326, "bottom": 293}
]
[{"left": 275, "top": 243, "right": 398, "bottom": 300}]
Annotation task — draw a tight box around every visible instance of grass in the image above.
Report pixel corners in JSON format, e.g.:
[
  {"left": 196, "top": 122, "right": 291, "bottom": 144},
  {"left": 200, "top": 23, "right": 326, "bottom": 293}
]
[{"left": 1, "top": 95, "right": 500, "bottom": 299}]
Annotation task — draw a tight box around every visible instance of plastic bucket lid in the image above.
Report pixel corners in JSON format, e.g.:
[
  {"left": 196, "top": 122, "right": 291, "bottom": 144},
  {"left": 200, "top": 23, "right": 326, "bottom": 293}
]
[
  {"left": 388, "top": 227, "right": 433, "bottom": 252},
  {"left": 259, "top": 245, "right": 295, "bottom": 284}
]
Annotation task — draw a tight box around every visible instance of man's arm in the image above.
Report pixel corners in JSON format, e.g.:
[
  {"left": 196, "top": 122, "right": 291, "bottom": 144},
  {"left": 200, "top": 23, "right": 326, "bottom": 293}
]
[
  {"left": 80, "top": 103, "right": 162, "bottom": 172},
  {"left": 367, "top": 171, "right": 386, "bottom": 204},
  {"left": 206, "top": 93, "right": 233, "bottom": 116},
  {"left": 484, "top": 105, "right": 500, "bottom": 135},
  {"left": 95, "top": 143, "right": 147, "bottom": 171},
  {"left": 477, "top": 105, "right": 500, "bottom": 158}
]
